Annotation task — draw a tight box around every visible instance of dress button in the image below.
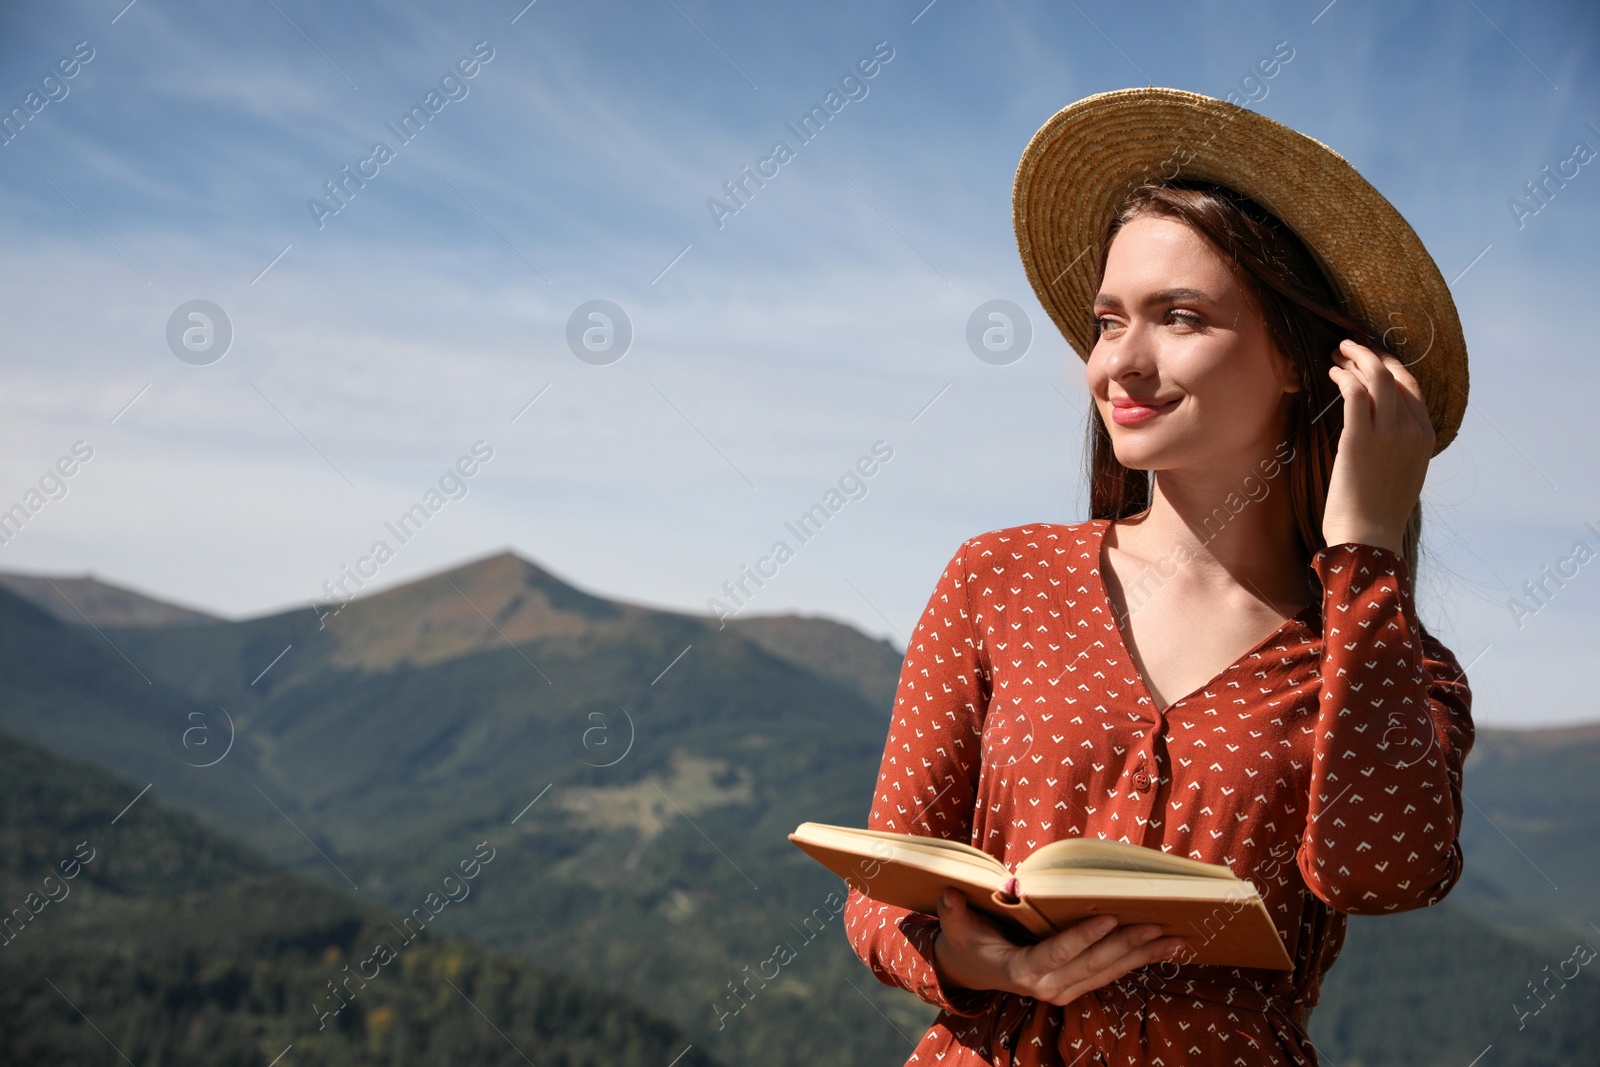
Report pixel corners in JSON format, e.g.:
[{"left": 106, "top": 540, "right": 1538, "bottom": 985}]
[
  {"left": 1095, "top": 986, "right": 1115, "bottom": 1001},
  {"left": 1133, "top": 771, "right": 1151, "bottom": 790}
]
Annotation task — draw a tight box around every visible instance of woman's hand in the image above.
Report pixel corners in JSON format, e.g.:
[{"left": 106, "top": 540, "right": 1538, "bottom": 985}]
[
  {"left": 1321, "top": 338, "right": 1435, "bottom": 555},
  {"left": 932, "top": 889, "right": 1189, "bottom": 1007}
]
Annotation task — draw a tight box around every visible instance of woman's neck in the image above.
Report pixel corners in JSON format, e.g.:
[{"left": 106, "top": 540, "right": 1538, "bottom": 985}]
[{"left": 1113, "top": 464, "right": 1317, "bottom": 614}]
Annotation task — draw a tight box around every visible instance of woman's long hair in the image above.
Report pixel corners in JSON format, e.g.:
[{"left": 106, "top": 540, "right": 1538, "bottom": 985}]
[{"left": 1083, "top": 179, "right": 1423, "bottom": 578}]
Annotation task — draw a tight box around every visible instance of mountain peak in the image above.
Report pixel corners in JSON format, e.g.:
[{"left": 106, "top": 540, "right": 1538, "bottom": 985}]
[
  {"left": 319, "top": 547, "right": 637, "bottom": 671},
  {"left": 439, "top": 547, "right": 558, "bottom": 583}
]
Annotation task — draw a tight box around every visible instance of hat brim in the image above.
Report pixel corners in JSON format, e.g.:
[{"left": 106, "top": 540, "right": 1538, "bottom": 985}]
[{"left": 1012, "top": 86, "right": 1467, "bottom": 456}]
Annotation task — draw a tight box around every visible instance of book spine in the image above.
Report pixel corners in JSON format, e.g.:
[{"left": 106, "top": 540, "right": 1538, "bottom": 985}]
[{"left": 991, "top": 890, "right": 1056, "bottom": 939}]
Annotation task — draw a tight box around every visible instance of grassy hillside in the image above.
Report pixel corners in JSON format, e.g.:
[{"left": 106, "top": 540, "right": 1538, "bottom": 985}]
[{"left": 0, "top": 730, "right": 720, "bottom": 1067}]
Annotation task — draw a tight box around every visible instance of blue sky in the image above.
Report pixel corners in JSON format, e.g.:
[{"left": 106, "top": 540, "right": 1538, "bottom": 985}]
[{"left": 0, "top": 0, "right": 1596, "bottom": 726}]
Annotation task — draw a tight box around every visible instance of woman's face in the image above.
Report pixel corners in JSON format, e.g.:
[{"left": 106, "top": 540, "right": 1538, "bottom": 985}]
[{"left": 1087, "top": 214, "right": 1299, "bottom": 476}]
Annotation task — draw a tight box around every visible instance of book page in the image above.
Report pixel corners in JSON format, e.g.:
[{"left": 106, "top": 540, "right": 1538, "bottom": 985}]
[
  {"left": 795, "top": 823, "right": 1006, "bottom": 872},
  {"left": 1017, "top": 837, "right": 1239, "bottom": 881},
  {"left": 1020, "top": 872, "right": 1252, "bottom": 899},
  {"left": 788, "top": 824, "right": 1014, "bottom": 923}
]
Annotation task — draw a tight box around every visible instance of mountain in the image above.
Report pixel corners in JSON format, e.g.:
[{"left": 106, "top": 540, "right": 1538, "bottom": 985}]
[
  {"left": 0, "top": 728, "right": 721, "bottom": 1067},
  {"left": 1311, "top": 902, "right": 1600, "bottom": 1066},
  {"left": 725, "top": 613, "right": 905, "bottom": 711},
  {"left": 3, "top": 556, "right": 1599, "bottom": 1067},
  {"left": 1446, "top": 720, "right": 1600, "bottom": 951},
  {"left": 0, "top": 566, "right": 925, "bottom": 1067},
  {"left": 0, "top": 571, "right": 220, "bottom": 626},
  {"left": 0, "top": 554, "right": 907, "bottom": 707},
  {"left": 0, "top": 582, "right": 294, "bottom": 849}
]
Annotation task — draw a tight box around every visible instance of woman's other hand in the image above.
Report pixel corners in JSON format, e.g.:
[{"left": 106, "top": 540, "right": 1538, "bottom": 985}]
[
  {"left": 932, "top": 889, "right": 1189, "bottom": 1007},
  {"left": 1322, "top": 338, "right": 1435, "bottom": 555}
]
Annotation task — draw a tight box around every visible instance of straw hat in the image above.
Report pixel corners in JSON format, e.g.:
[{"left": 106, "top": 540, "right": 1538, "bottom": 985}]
[{"left": 1012, "top": 86, "right": 1467, "bottom": 456}]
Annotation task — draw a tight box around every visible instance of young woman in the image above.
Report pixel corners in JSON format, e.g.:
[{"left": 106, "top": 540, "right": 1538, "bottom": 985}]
[{"left": 842, "top": 88, "right": 1474, "bottom": 1067}]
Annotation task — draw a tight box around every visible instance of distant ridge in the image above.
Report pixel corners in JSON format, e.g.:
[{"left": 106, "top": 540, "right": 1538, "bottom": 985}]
[
  {"left": 4, "top": 554, "right": 1599, "bottom": 739},
  {"left": 0, "top": 572, "right": 220, "bottom": 627},
  {"left": 1468, "top": 717, "right": 1600, "bottom": 751},
  {"left": 0, "top": 552, "right": 909, "bottom": 708},
  {"left": 727, "top": 613, "right": 904, "bottom": 712}
]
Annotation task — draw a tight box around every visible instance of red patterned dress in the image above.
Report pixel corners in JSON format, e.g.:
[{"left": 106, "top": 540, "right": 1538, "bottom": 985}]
[{"left": 843, "top": 519, "right": 1474, "bottom": 1066}]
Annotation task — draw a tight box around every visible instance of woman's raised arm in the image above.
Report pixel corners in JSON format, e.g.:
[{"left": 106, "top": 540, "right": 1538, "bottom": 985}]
[{"left": 1296, "top": 540, "right": 1475, "bottom": 914}]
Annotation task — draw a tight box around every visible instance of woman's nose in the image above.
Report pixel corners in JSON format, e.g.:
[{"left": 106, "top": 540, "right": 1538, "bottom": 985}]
[{"left": 1103, "top": 320, "right": 1158, "bottom": 377}]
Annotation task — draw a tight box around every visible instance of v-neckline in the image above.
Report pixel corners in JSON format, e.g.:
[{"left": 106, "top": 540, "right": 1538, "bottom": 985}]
[{"left": 1088, "top": 518, "right": 1318, "bottom": 716}]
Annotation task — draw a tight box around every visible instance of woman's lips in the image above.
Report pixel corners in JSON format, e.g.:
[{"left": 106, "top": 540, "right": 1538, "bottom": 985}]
[{"left": 1109, "top": 398, "right": 1179, "bottom": 425}]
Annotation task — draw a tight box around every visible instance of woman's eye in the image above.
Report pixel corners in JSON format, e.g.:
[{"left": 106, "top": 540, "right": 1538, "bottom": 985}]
[
  {"left": 1167, "top": 310, "right": 1203, "bottom": 327},
  {"left": 1093, "top": 315, "right": 1119, "bottom": 334}
]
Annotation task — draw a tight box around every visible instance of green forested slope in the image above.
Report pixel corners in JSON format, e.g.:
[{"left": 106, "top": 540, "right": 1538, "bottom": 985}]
[
  {"left": 1309, "top": 902, "right": 1600, "bottom": 1066},
  {"left": 1446, "top": 721, "right": 1600, "bottom": 951},
  {"left": 0, "top": 731, "right": 720, "bottom": 1067}
]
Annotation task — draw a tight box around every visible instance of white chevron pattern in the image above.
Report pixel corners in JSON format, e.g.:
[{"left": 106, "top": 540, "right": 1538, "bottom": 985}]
[{"left": 841, "top": 519, "right": 1474, "bottom": 1066}]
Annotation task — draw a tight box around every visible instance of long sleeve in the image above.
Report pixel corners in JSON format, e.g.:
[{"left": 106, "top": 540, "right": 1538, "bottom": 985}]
[
  {"left": 842, "top": 538, "right": 1001, "bottom": 1017},
  {"left": 1296, "top": 540, "right": 1475, "bottom": 914}
]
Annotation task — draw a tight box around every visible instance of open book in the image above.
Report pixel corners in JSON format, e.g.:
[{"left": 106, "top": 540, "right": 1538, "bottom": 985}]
[{"left": 789, "top": 822, "right": 1293, "bottom": 970}]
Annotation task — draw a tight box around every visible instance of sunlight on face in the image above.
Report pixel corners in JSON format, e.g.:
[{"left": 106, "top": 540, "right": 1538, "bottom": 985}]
[{"left": 1088, "top": 215, "right": 1299, "bottom": 475}]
